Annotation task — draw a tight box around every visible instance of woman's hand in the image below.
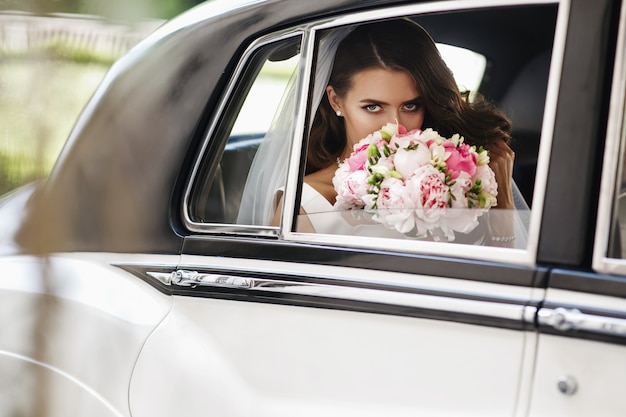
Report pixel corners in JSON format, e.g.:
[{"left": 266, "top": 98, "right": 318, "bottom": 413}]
[
  {"left": 272, "top": 193, "right": 316, "bottom": 232},
  {"left": 486, "top": 139, "right": 516, "bottom": 247},
  {"left": 488, "top": 139, "right": 515, "bottom": 209}
]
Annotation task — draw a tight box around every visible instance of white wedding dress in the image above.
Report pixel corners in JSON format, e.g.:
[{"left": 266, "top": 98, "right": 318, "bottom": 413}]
[
  {"left": 298, "top": 182, "right": 530, "bottom": 248},
  {"left": 298, "top": 183, "right": 406, "bottom": 237}
]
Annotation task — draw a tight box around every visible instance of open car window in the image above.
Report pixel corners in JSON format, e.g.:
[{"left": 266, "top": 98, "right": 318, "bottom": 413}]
[{"left": 283, "top": 3, "right": 559, "bottom": 262}]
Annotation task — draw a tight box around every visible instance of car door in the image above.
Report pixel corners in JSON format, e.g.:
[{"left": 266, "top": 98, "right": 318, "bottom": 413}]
[
  {"left": 527, "top": 0, "right": 626, "bottom": 415},
  {"left": 128, "top": 1, "right": 564, "bottom": 416}
]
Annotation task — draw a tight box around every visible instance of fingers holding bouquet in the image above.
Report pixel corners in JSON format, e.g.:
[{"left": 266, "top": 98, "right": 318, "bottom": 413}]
[
  {"left": 482, "top": 139, "right": 516, "bottom": 247},
  {"left": 486, "top": 139, "right": 515, "bottom": 209}
]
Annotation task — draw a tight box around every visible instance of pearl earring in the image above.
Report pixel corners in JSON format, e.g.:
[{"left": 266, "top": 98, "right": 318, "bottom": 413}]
[{"left": 336, "top": 110, "right": 343, "bottom": 117}]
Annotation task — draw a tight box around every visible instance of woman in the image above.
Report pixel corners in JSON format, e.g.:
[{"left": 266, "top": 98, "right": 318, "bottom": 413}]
[{"left": 276, "top": 19, "right": 518, "bottom": 244}]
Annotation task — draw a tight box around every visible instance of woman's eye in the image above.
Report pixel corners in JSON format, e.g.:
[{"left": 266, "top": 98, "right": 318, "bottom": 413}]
[
  {"left": 364, "top": 104, "right": 382, "bottom": 113},
  {"left": 403, "top": 102, "right": 421, "bottom": 111}
]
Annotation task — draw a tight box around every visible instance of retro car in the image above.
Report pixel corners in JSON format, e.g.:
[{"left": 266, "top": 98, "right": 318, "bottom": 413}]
[{"left": 1, "top": 0, "right": 626, "bottom": 416}]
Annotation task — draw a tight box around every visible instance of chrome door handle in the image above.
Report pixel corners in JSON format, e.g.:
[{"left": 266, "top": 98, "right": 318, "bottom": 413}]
[
  {"left": 538, "top": 307, "right": 626, "bottom": 337},
  {"left": 171, "top": 270, "right": 254, "bottom": 289}
]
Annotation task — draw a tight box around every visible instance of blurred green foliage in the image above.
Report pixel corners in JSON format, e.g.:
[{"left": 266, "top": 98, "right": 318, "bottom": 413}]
[
  {"left": 0, "top": 153, "right": 43, "bottom": 196},
  {"left": 0, "top": 0, "right": 201, "bottom": 196},
  {"left": 0, "top": 60, "right": 109, "bottom": 196},
  {"left": 0, "top": 0, "right": 203, "bottom": 19}
]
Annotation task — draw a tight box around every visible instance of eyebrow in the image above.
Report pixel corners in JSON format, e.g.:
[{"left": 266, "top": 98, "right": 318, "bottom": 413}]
[{"left": 359, "top": 96, "right": 422, "bottom": 105}]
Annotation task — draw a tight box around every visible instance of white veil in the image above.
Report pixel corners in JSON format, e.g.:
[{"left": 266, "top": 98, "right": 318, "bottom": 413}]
[
  {"left": 235, "top": 68, "right": 298, "bottom": 225},
  {"left": 237, "top": 27, "right": 354, "bottom": 225}
]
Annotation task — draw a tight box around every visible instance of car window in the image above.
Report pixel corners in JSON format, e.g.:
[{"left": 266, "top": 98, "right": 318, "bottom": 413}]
[
  {"left": 284, "top": 4, "right": 558, "bottom": 259},
  {"left": 186, "top": 34, "right": 301, "bottom": 227}
]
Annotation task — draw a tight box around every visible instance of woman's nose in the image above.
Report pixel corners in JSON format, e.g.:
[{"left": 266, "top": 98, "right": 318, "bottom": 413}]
[
  {"left": 397, "top": 113, "right": 412, "bottom": 127},
  {"left": 390, "top": 109, "right": 401, "bottom": 124}
]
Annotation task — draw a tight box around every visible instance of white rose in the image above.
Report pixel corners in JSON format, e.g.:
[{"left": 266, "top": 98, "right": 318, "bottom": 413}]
[{"left": 393, "top": 145, "right": 431, "bottom": 178}]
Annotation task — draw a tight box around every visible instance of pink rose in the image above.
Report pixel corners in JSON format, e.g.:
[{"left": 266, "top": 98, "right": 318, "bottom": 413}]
[
  {"left": 334, "top": 169, "right": 371, "bottom": 210},
  {"left": 376, "top": 177, "right": 409, "bottom": 209},
  {"left": 405, "top": 165, "right": 449, "bottom": 226},
  {"left": 444, "top": 142, "right": 476, "bottom": 180},
  {"left": 346, "top": 143, "right": 369, "bottom": 172},
  {"left": 395, "top": 124, "right": 421, "bottom": 136},
  {"left": 373, "top": 177, "right": 415, "bottom": 233},
  {"left": 332, "top": 163, "right": 351, "bottom": 188},
  {"left": 448, "top": 172, "right": 473, "bottom": 208}
]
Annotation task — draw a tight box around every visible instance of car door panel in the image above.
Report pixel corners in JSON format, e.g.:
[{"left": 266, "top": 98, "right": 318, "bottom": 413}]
[{"left": 129, "top": 254, "right": 538, "bottom": 417}]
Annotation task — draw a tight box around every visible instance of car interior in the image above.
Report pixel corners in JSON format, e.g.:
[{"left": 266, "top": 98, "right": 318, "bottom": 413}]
[{"left": 189, "top": 3, "right": 559, "bottom": 226}]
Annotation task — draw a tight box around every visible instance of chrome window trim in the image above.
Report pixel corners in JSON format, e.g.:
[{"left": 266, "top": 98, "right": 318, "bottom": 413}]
[
  {"left": 157, "top": 255, "right": 543, "bottom": 329},
  {"left": 182, "top": 28, "right": 305, "bottom": 236},
  {"left": 593, "top": 0, "right": 626, "bottom": 274},
  {"left": 276, "top": 27, "right": 316, "bottom": 236},
  {"left": 279, "top": 0, "right": 568, "bottom": 268}
]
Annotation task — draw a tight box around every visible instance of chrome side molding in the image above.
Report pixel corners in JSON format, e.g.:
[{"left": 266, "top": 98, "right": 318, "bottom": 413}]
[{"left": 163, "top": 270, "right": 534, "bottom": 331}]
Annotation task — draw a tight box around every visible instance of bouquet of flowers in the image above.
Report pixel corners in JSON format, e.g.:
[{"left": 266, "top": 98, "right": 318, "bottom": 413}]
[{"left": 332, "top": 123, "right": 498, "bottom": 241}]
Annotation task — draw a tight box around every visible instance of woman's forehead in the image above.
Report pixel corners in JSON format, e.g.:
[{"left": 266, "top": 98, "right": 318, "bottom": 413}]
[{"left": 347, "top": 68, "right": 420, "bottom": 99}]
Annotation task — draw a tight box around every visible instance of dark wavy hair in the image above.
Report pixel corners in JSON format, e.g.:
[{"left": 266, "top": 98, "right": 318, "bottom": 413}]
[{"left": 306, "top": 19, "right": 512, "bottom": 174}]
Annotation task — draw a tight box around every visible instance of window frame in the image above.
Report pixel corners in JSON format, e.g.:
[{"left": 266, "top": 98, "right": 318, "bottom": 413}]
[
  {"left": 593, "top": 0, "right": 626, "bottom": 274},
  {"left": 278, "top": 0, "right": 568, "bottom": 267},
  {"left": 182, "top": 28, "right": 306, "bottom": 237}
]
